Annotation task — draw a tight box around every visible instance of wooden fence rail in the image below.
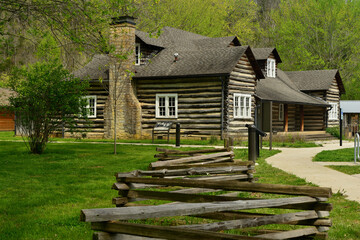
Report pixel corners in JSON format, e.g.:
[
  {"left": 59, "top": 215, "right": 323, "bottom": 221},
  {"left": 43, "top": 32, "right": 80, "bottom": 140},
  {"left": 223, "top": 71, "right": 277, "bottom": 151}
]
[
  {"left": 82, "top": 176, "right": 332, "bottom": 239},
  {"left": 81, "top": 147, "right": 333, "bottom": 239}
]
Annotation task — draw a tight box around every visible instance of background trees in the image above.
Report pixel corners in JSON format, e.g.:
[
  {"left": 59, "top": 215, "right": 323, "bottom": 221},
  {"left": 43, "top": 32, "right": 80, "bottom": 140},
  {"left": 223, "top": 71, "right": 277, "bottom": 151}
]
[
  {"left": 1, "top": 0, "right": 360, "bottom": 100},
  {"left": 268, "top": 0, "right": 360, "bottom": 99}
]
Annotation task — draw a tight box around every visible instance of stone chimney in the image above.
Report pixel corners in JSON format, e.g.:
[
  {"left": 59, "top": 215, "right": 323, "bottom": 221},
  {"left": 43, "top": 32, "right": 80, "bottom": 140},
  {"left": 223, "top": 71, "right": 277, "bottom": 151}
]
[{"left": 105, "top": 16, "right": 142, "bottom": 139}]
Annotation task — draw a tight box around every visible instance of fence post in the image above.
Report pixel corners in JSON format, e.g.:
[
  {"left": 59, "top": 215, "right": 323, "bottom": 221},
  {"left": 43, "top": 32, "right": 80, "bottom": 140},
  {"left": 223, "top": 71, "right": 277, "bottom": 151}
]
[
  {"left": 248, "top": 126, "right": 257, "bottom": 162},
  {"left": 176, "top": 123, "right": 180, "bottom": 147}
]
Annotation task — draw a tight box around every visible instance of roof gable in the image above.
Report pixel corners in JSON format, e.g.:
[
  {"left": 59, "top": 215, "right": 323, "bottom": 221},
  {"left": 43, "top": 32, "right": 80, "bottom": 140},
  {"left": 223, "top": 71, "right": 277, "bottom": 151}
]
[
  {"left": 256, "top": 69, "right": 329, "bottom": 107},
  {"left": 135, "top": 46, "right": 248, "bottom": 78},
  {"left": 286, "top": 69, "right": 345, "bottom": 94},
  {"left": 252, "top": 48, "right": 282, "bottom": 63}
]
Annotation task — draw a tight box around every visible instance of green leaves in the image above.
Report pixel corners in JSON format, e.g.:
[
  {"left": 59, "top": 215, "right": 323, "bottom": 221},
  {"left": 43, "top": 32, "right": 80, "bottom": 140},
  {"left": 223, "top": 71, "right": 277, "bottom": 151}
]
[
  {"left": 268, "top": 0, "right": 360, "bottom": 99},
  {"left": 9, "top": 60, "right": 89, "bottom": 154}
]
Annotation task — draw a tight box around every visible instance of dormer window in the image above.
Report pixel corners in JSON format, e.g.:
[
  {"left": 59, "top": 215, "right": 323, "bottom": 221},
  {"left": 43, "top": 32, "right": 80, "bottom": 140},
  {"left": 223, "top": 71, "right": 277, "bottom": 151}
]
[
  {"left": 267, "top": 58, "right": 276, "bottom": 78},
  {"left": 135, "top": 43, "right": 140, "bottom": 65}
]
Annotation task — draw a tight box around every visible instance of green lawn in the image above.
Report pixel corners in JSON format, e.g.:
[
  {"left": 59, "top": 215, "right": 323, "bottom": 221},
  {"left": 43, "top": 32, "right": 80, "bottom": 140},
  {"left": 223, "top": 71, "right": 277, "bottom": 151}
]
[
  {"left": 327, "top": 165, "right": 360, "bottom": 175},
  {"left": 313, "top": 148, "right": 355, "bottom": 162},
  {"left": 0, "top": 140, "right": 359, "bottom": 239},
  {"left": 0, "top": 131, "right": 320, "bottom": 148}
]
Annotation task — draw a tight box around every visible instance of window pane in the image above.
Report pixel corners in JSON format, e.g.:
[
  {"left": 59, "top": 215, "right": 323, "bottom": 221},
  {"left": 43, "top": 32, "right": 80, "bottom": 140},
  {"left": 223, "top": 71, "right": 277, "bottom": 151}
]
[
  {"left": 159, "top": 97, "right": 166, "bottom": 116},
  {"left": 159, "top": 97, "right": 165, "bottom": 107},
  {"left": 169, "top": 97, "right": 175, "bottom": 107},
  {"left": 234, "top": 96, "right": 238, "bottom": 117},
  {"left": 240, "top": 96, "right": 245, "bottom": 117},
  {"left": 245, "top": 97, "right": 250, "bottom": 117},
  {"left": 168, "top": 97, "right": 176, "bottom": 116},
  {"left": 159, "top": 107, "right": 166, "bottom": 116}
]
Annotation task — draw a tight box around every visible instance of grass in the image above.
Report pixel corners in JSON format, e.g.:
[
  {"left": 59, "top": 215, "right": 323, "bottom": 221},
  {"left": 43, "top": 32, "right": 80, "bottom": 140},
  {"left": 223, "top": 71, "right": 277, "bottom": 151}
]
[
  {"left": 1, "top": 140, "right": 359, "bottom": 239},
  {"left": 327, "top": 165, "right": 360, "bottom": 175},
  {"left": 313, "top": 148, "right": 355, "bottom": 162},
  {"left": 0, "top": 131, "right": 320, "bottom": 148},
  {"left": 261, "top": 140, "right": 320, "bottom": 148}
]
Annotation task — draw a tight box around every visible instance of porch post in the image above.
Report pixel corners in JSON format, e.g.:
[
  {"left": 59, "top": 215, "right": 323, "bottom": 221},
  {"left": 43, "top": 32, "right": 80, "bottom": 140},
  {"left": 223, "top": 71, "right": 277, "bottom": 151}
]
[
  {"left": 300, "top": 105, "right": 304, "bottom": 131},
  {"left": 284, "top": 104, "right": 288, "bottom": 132}
]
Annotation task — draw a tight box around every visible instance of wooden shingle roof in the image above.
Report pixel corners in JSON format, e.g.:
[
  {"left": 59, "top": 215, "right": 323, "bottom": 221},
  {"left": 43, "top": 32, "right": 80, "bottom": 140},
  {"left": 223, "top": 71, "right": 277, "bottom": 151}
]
[
  {"left": 256, "top": 69, "right": 330, "bottom": 107},
  {"left": 74, "top": 27, "right": 263, "bottom": 80},
  {"left": 135, "top": 46, "right": 259, "bottom": 78},
  {"left": 252, "top": 48, "right": 282, "bottom": 63},
  {"left": 72, "top": 54, "right": 109, "bottom": 80},
  {"left": 286, "top": 70, "right": 345, "bottom": 94}
]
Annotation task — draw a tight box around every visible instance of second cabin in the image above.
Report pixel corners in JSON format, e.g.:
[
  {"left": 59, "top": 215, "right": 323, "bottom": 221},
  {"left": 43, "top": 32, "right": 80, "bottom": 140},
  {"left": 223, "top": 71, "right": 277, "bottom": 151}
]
[{"left": 73, "top": 16, "right": 345, "bottom": 140}]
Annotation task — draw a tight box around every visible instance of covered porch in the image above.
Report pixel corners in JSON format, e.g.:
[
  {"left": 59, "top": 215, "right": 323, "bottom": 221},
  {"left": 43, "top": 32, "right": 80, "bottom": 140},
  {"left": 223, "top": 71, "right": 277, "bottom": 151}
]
[{"left": 257, "top": 101, "right": 328, "bottom": 133}]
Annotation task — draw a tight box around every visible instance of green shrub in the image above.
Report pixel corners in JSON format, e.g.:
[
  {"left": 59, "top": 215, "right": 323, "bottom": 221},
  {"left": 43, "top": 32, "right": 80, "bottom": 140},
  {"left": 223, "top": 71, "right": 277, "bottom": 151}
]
[
  {"left": 209, "top": 135, "right": 219, "bottom": 144},
  {"left": 326, "top": 127, "right": 340, "bottom": 139}
]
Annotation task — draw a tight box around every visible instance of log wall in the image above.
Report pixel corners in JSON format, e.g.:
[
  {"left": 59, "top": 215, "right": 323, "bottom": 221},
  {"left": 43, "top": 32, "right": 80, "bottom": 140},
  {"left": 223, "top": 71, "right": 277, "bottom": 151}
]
[
  {"left": 65, "top": 81, "right": 109, "bottom": 138},
  {"left": 225, "top": 53, "right": 257, "bottom": 136},
  {"left": 326, "top": 78, "right": 340, "bottom": 127},
  {"left": 304, "top": 105, "right": 326, "bottom": 131},
  {"left": 136, "top": 77, "right": 223, "bottom": 138}
]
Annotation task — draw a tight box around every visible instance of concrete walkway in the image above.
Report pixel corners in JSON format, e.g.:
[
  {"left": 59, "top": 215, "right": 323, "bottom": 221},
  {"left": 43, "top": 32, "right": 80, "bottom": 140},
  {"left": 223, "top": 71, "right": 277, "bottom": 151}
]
[{"left": 266, "top": 140, "right": 360, "bottom": 203}]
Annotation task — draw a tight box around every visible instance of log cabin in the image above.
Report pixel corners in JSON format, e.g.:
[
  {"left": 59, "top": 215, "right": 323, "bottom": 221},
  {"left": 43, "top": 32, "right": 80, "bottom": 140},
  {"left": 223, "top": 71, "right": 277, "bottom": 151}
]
[
  {"left": 0, "top": 88, "right": 15, "bottom": 132},
  {"left": 72, "top": 16, "right": 345, "bottom": 140},
  {"left": 286, "top": 70, "right": 345, "bottom": 128},
  {"left": 252, "top": 48, "right": 344, "bottom": 134}
]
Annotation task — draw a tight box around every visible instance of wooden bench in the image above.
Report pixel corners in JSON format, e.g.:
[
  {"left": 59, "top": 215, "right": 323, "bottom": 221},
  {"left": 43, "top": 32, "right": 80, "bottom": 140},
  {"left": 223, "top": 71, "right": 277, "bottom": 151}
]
[{"left": 152, "top": 122, "right": 174, "bottom": 143}]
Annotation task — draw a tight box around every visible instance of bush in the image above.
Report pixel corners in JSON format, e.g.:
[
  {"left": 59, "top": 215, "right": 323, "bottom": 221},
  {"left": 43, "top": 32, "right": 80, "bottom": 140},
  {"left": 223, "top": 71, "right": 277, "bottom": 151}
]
[
  {"left": 326, "top": 127, "right": 340, "bottom": 139},
  {"left": 9, "top": 60, "right": 89, "bottom": 154}
]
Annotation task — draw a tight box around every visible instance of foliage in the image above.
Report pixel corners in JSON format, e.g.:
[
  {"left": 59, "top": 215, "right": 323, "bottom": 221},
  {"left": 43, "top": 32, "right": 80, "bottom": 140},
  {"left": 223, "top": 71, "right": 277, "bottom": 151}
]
[
  {"left": 313, "top": 148, "right": 354, "bottom": 162},
  {"left": 137, "top": 0, "right": 261, "bottom": 45},
  {"left": 326, "top": 127, "right": 341, "bottom": 139},
  {"left": 268, "top": 0, "right": 360, "bottom": 99},
  {"left": 8, "top": 60, "right": 88, "bottom": 154}
]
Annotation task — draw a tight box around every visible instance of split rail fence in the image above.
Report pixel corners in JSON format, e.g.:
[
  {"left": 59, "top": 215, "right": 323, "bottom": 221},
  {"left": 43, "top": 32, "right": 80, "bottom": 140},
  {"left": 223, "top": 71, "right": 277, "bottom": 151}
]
[{"left": 81, "top": 148, "right": 333, "bottom": 240}]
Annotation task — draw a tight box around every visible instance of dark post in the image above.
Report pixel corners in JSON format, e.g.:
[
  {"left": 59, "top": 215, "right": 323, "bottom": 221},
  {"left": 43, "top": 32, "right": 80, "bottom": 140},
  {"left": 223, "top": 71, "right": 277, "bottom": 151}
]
[
  {"left": 269, "top": 101, "right": 273, "bottom": 150},
  {"left": 340, "top": 108, "right": 343, "bottom": 146},
  {"left": 247, "top": 125, "right": 257, "bottom": 161},
  {"left": 176, "top": 123, "right": 180, "bottom": 147}
]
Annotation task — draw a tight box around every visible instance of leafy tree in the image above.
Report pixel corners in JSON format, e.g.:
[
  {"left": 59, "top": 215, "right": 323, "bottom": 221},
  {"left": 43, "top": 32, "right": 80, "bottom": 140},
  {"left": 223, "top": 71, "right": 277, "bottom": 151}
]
[
  {"left": 137, "top": 0, "right": 260, "bottom": 44},
  {"left": 268, "top": 0, "right": 360, "bottom": 99},
  {"left": 8, "top": 60, "right": 88, "bottom": 154}
]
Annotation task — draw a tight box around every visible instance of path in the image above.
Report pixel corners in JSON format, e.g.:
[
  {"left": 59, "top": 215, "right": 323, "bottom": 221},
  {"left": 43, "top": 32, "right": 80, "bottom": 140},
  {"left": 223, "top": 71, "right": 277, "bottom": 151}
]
[{"left": 266, "top": 140, "right": 360, "bottom": 203}]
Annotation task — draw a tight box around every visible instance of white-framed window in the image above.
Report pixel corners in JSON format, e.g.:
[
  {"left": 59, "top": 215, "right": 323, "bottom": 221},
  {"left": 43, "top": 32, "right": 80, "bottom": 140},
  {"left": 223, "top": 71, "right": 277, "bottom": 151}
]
[
  {"left": 267, "top": 58, "right": 276, "bottom": 78},
  {"left": 156, "top": 94, "right": 178, "bottom": 118},
  {"left": 135, "top": 43, "right": 140, "bottom": 65},
  {"left": 329, "top": 102, "right": 338, "bottom": 120},
  {"left": 234, "top": 93, "right": 252, "bottom": 119},
  {"left": 279, "top": 103, "right": 284, "bottom": 121},
  {"left": 83, "top": 96, "right": 97, "bottom": 118}
]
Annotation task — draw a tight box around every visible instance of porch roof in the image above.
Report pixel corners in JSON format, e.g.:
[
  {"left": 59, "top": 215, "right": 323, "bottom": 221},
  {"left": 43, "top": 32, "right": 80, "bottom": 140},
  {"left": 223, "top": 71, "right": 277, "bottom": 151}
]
[
  {"left": 340, "top": 100, "right": 360, "bottom": 113},
  {"left": 285, "top": 69, "right": 345, "bottom": 94},
  {"left": 256, "top": 69, "right": 330, "bottom": 107}
]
